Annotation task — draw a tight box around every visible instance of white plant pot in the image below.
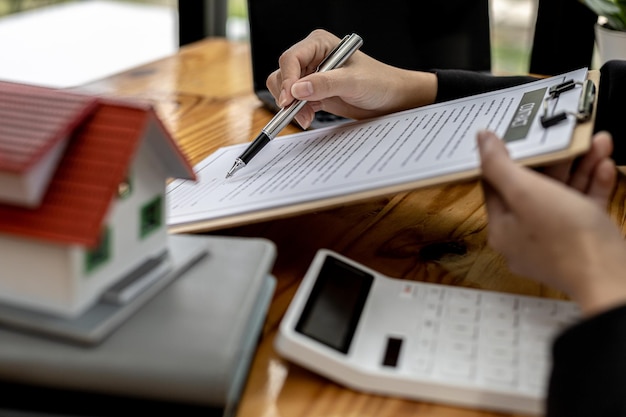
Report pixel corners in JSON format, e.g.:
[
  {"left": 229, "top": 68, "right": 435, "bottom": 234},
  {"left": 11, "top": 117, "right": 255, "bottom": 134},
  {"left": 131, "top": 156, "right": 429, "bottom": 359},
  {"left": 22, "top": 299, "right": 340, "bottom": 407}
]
[{"left": 595, "top": 23, "right": 626, "bottom": 65}]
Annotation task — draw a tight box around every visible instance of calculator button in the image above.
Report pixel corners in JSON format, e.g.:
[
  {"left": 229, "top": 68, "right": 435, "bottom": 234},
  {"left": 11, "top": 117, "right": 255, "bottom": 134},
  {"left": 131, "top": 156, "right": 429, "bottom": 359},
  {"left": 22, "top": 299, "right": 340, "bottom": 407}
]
[
  {"left": 399, "top": 282, "right": 416, "bottom": 299},
  {"left": 418, "top": 318, "right": 438, "bottom": 337},
  {"left": 481, "top": 308, "right": 517, "bottom": 326},
  {"left": 520, "top": 348, "right": 550, "bottom": 368},
  {"left": 520, "top": 369, "right": 548, "bottom": 393},
  {"left": 520, "top": 298, "right": 558, "bottom": 317},
  {"left": 409, "top": 356, "right": 434, "bottom": 375},
  {"left": 382, "top": 337, "right": 404, "bottom": 367},
  {"left": 438, "top": 359, "right": 474, "bottom": 380},
  {"left": 423, "top": 301, "right": 442, "bottom": 319},
  {"left": 441, "top": 340, "right": 476, "bottom": 360},
  {"left": 482, "top": 365, "right": 518, "bottom": 385},
  {"left": 415, "top": 337, "right": 436, "bottom": 354},
  {"left": 445, "top": 305, "right": 479, "bottom": 322},
  {"left": 482, "top": 326, "right": 518, "bottom": 345},
  {"left": 482, "top": 345, "right": 517, "bottom": 364},
  {"left": 519, "top": 323, "right": 558, "bottom": 344},
  {"left": 446, "top": 288, "right": 480, "bottom": 306},
  {"left": 440, "top": 321, "right": 477, "bottom": 341},
  {"left": 425, "top": 286, "right": 444, "bottom": 301},
  {"left": 481, "top": 292, "right": 518, "bottom": 311}
]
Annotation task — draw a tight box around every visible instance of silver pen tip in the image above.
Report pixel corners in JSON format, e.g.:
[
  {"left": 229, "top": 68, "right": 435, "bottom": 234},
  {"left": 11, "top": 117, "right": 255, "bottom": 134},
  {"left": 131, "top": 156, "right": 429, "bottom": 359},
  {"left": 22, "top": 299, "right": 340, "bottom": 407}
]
[{"left": 225, "top": 159, "right": 245, "bottom": 179}]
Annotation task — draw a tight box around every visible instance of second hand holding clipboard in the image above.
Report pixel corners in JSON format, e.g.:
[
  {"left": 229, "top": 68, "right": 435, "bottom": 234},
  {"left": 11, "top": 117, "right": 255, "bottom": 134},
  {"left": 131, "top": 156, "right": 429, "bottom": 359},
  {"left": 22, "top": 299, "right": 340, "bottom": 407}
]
[{"left": 225, "top": 33, "right": 364, "bottom": 178}]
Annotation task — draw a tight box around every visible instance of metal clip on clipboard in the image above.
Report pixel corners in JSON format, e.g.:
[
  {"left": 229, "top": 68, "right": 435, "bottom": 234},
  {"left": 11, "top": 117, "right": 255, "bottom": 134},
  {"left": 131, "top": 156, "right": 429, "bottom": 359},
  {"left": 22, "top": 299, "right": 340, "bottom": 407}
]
[{"left": 540, "top": 78, "right": 596, "bottom": 128}]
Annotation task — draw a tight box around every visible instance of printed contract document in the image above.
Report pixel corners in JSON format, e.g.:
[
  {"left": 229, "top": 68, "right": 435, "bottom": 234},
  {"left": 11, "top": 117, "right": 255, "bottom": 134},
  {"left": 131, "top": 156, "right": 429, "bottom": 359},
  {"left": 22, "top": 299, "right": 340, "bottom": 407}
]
[{"left": 167, "top": 68, "right": 594, "bottom": 233}]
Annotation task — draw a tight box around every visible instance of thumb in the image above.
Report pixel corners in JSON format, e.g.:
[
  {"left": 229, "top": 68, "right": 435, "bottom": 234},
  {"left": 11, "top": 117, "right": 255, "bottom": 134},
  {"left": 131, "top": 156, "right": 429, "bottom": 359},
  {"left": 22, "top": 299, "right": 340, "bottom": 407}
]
[
  {"left": 291, "top": 69, "right": 357, "bottom": 102},
  {"left": 477, "top": 130, "right": 522, "bottom": 205},
  {"left": 477, "top": 130, "right": 512, "bottom": 184}
]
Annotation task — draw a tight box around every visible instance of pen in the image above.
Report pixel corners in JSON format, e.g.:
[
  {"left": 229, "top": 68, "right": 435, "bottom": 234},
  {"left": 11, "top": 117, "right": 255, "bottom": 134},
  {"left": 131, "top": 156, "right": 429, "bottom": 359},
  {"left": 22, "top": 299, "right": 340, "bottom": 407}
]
[{"left": 225, "top": 33, "right": 364, "bottom": 178}]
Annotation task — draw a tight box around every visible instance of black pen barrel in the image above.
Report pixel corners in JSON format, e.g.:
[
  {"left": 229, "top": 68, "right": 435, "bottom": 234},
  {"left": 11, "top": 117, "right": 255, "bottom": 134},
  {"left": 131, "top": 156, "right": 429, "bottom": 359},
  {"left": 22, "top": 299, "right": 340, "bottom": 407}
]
[{"left": 239, "top": 132, "right": 271, "bottom": 164}]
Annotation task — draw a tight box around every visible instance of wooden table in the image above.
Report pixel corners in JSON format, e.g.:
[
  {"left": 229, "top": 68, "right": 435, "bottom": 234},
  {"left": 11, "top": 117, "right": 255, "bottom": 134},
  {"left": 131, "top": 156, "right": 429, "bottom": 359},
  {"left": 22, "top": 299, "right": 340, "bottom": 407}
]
[{"left": 80, "top": 38, "right": 626, "bottom": 417}]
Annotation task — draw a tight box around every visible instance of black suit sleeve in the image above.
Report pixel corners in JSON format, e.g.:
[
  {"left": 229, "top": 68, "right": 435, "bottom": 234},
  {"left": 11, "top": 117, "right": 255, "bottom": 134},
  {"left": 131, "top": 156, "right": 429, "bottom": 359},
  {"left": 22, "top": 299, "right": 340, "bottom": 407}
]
[
  {"left": 547, "top": 304, "right": 626, "bottom": 417},
  {"left": 434, "top": 69, "right": 537, "bottom": 103},
  {"left": 595, "top": 60, "right": 626, "bottom": 165}
]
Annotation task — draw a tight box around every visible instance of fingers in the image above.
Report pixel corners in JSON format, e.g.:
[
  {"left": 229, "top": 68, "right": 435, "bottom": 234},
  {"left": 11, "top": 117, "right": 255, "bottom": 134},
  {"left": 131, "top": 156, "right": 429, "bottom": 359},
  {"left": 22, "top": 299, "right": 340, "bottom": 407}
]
[
  {"left": 539, "top": 160, "right": 573, "bottom": 183},
  {"left": 481, "top": 130, "right": 616, "bottom": 207},
  {"left": 480, "top": 177, "right": 509, "bottom": 230},
  {"left": 478, "top": 131, "right": 511, "bottom": 214},
  {"left": 586, "top": 158, "right": 617, "bottom": 208},
  {"left": 542, "top": 131, "right": 616, "bottom": 208},
  {"left": 275, "top": 51, "right": 319, "bottom": 107},
  {"left": 265, "top": 30, "right": 346, "bottom": 129},
  {"left": 568, "top": 131, "right": 614, "bottom": 192},
  {"left": 271, "top": 30, "right": 341, "bottom": 107},
  {"left": 477, "top": 129, "right": 563, "bottom": 226},
  {"left": 477, "top": 130, "right": 522, "bottom": 207},
  {"left": 288, "top": 66, "right": 353, "bottom": 103},
  {"left": 293, "top": 103, "right": 318, "bottom": 130},
  {"left": 541, "top": 131, "right": 613, "bottom": 190},
  {"left": 477, "top": 131, "right": 528, "bottom": 253}
]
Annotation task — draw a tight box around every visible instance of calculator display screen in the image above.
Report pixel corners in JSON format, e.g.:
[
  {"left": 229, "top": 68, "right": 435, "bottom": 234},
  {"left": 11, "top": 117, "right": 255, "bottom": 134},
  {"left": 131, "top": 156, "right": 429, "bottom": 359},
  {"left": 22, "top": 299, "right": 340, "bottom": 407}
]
[{"left": 295, "top": 256, "right": 373, "bottom": 353}]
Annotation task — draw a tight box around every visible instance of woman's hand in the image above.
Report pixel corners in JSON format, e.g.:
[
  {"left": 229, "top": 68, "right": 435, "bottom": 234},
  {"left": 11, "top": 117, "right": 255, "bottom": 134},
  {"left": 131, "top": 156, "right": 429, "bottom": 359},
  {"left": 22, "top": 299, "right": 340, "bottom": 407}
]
[
  {"left": 266, "top": 29, "right": 438, "bottom": 129},
  {"left": 478, "top": 130, "right": 626, "bottom": 316}
]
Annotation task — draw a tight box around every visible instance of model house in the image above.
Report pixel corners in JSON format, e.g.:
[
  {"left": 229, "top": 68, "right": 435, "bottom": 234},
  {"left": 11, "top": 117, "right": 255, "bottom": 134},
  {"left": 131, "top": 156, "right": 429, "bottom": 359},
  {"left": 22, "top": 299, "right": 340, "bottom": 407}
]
[{"left": 0, "top": 81, "right": 196, "bottom": 317}]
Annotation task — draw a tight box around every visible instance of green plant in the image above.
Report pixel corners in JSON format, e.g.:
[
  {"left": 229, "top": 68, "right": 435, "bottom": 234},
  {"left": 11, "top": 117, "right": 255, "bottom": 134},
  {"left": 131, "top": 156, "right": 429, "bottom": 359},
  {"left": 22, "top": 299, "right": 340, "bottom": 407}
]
[{"left": 580, "top": 0, "right": 626, "bottom": 31}]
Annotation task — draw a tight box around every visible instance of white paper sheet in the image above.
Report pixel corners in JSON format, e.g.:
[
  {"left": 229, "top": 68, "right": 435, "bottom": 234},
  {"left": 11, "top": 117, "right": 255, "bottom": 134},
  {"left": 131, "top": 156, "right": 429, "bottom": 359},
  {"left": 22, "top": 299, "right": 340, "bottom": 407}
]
[{"left": 167, "top": 68, "right": 588, "bottom": 230}]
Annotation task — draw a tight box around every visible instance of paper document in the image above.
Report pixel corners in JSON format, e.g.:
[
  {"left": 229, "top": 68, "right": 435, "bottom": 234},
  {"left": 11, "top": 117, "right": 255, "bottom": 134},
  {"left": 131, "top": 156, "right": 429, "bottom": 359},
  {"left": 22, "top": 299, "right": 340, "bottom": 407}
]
[{"left": 167, "top": 68, "right": 592, "bottom": 233}]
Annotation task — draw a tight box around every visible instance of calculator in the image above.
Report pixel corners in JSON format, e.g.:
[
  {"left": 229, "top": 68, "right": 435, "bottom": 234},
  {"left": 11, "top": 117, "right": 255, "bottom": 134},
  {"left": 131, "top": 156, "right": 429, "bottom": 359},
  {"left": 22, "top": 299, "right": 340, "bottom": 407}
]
[{"left": 275, "top": 249, "right": 581, "bottom": 415}]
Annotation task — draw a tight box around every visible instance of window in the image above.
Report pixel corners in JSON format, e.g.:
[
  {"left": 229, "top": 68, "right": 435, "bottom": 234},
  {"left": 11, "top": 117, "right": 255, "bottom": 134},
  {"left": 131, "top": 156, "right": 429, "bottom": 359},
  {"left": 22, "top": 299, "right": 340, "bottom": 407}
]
[
  {"left": 140, "top": 195, "right": 163, "bottom": 238},
  {"left": 85, "top": 227, "right": 111, "bottom": 274}
]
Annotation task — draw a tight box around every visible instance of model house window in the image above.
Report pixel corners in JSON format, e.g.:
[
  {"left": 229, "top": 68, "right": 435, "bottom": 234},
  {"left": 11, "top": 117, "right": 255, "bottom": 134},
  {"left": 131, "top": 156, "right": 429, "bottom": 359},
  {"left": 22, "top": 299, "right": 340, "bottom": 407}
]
[
  {"left": 140, "top": 195, "right": 163, "bottom": 238},
  {"left": 85, "top": 228, "right": 111, "bottom": 274}
]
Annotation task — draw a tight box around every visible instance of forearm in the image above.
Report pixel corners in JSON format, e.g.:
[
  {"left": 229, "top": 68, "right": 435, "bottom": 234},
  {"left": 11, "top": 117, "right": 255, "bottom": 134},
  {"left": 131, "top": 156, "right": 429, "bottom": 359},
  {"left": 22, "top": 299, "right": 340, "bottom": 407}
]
[{"left": 378, "top": 66, "right": 438, "bottom": 114}]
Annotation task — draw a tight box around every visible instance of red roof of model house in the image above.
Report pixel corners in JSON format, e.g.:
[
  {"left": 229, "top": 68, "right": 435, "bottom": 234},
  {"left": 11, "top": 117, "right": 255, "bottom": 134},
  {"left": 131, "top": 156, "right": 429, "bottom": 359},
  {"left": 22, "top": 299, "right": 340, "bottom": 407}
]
[{"left": 0, "top": 81, "right": 196, "bottom": 247}]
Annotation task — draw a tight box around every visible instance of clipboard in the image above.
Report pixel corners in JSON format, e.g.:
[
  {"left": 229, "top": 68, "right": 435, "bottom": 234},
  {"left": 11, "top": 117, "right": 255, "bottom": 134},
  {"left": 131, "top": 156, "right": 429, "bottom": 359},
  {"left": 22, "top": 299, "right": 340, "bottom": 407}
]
[{"left": 168, "top": 70, "right": 599, "bottom": 234}]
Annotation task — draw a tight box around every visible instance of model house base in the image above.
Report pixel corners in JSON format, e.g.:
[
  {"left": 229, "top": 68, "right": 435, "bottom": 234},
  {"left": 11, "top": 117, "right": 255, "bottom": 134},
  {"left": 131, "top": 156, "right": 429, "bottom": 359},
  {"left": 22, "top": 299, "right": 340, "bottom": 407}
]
[{"left": 0, "top": 236, "right": 208, "bottom": 345}]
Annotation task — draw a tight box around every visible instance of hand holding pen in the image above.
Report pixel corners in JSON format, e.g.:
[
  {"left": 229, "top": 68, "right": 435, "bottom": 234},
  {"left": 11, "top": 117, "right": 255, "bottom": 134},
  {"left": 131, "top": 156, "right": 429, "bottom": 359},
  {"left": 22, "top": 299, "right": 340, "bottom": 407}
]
[{"left": 225, "top": 33, "right": 364, "bottom": 178}]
